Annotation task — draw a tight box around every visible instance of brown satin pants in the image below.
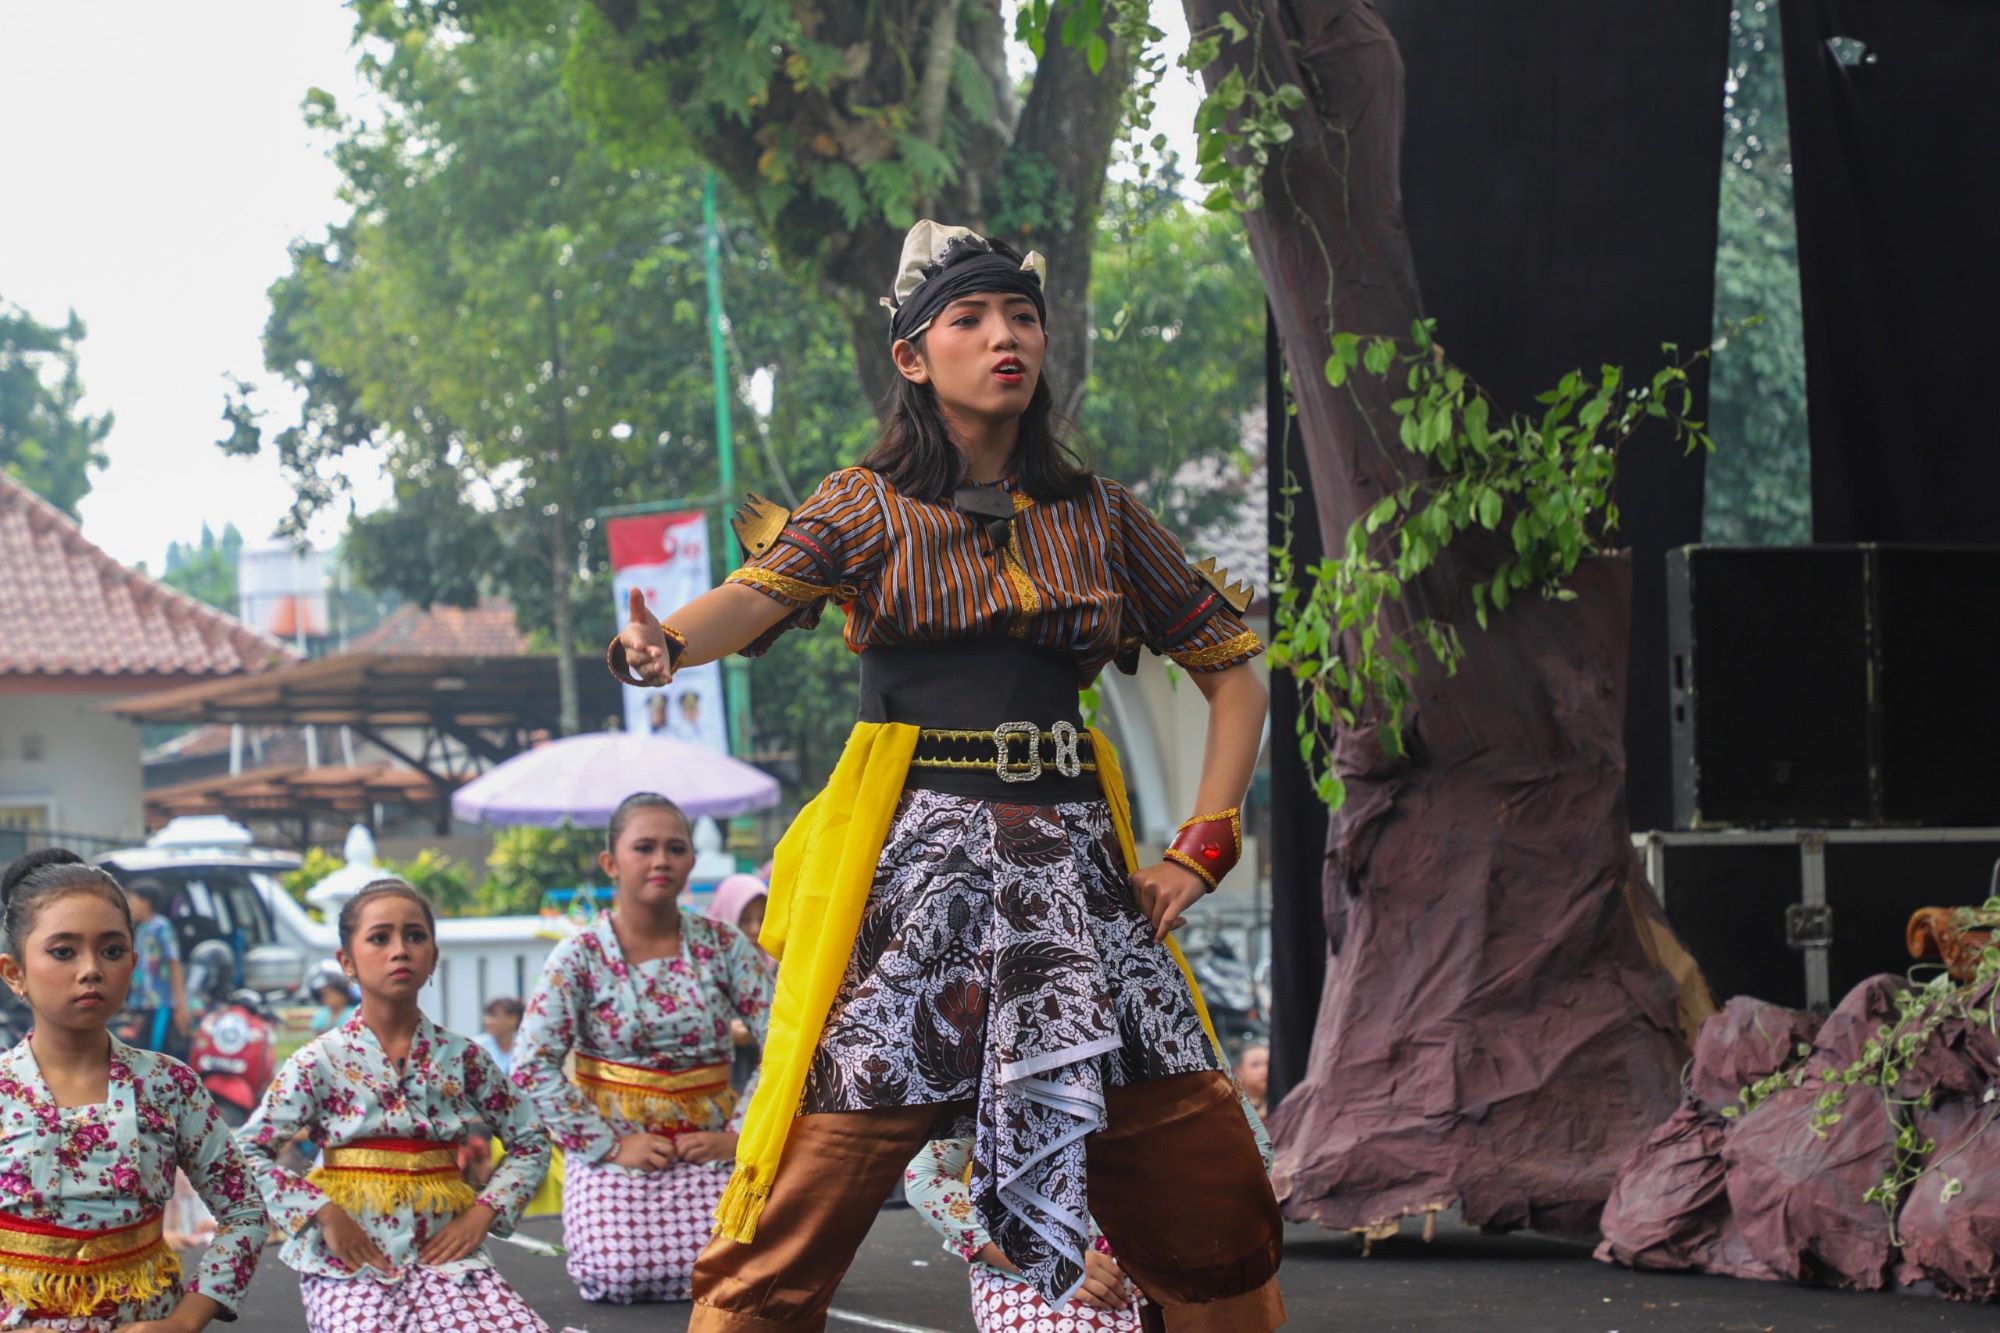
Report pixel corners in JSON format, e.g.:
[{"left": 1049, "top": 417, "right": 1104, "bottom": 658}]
[{"left": 688, "top": 1070, "right": 1285, "bottom": 1333}]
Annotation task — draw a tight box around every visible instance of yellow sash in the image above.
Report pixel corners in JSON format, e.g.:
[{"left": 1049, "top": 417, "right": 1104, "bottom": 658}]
[{"left": 714, "top": 723, "right": 1219, "bottom": 1242}]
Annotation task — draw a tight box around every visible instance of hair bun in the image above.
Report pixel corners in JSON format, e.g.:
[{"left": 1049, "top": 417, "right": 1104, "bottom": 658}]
[{"left": 1, "top": 848, "right": 85, "bottom": 902}]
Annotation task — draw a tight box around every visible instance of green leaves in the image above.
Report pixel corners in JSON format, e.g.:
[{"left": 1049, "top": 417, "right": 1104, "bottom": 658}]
[{"left": 1273, "top": 319, "right": 1722, "bottom": 807}]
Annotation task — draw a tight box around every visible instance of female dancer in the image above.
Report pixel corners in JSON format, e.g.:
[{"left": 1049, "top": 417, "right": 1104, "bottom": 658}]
[
  {"left": 0, "top": 850, "right": 265, "bottom": 1333},
  {"left": 610, "top": 220, "right": 1284, "bottom": 1330},
  {"left": 238, "top": 880, "right": 563, "bottom": 1333},
  {"left": 510, "top": 794, "right": 774, "bottom": 1304}
]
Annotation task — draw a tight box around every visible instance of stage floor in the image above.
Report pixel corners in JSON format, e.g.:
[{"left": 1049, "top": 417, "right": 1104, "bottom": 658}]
[{"left": 228, "top": 1209, "right": 1988, "bottom": 1331}]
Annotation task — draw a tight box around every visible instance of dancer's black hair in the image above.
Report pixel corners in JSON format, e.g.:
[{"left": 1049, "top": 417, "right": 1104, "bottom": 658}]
[
  {"left": 605, "top": 793, "right": 691, "bottom": 855},
  {"left": 859, "top": 236, "right": 1091, "bottom": 505},
  {"left": 0, "top": 848, "right": 132, "bottom": 958},
  {"left": 335, "top": 878, "right": 437, "bottom": 952}
]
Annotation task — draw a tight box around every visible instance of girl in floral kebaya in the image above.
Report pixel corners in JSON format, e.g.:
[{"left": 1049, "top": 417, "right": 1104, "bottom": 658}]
[
  {"left": 238, "top": 880, "right": 569, "bottom": 1333},
  {"left": 0, "top": 848, "right": 266, "bottom": 1333},
  {"left": 510, "top": 793, "right": 774, "bottom": 1305}
]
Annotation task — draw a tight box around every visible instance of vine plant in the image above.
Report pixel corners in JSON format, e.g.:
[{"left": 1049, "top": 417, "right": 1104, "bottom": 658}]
[
  {"left": 1723, "top": 901, "right": 2000, "bottom": 1241},
  {"left": 1022, "top": 4, "right": 1720, "bottom": 803}
]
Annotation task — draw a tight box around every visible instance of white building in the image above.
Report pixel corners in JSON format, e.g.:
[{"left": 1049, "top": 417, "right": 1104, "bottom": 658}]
[{"left": 0, "top": 472, "right": 289, "bottom": 854}]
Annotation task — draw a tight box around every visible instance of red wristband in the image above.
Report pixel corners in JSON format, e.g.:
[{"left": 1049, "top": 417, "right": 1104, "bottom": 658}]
[{"left": 1165, "top": 807, "right": 1242, "bottom": 893}]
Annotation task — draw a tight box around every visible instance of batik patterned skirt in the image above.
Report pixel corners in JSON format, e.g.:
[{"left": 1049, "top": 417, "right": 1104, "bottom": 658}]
[
  {"left": 802, "top": 791, "right": 1217, "bottom": 1304},
  {"left": 15, "top": 1291, "right": 175, "bottom": 1332},
  {"left": 299, "top": 1266, "right": 580, "bottom": 1333},
  {"left": 560, "top": 1157, "right": 729, "bottom": 1302}
]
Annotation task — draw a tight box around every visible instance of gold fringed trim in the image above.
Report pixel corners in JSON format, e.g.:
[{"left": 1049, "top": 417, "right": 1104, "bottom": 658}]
[
  {"left": 311, "top": 1139, "right": 474, "bottom": 1218},
  {"left": 0, "top": 1211, "right": 178, "bottom": 1317},
  {"left": 713, "top": 1166, "right": 773, "bottom": 1244},
  {"left": 1172, "top": 629, "right": 1264, "bottom": 670},
  {"left": 310, "top": 1167, "right": 476, "bottom": 1220},
  {"left": 574, "top": 1056, "right": 735, "bottom": 1133},
  {"left": 728, "top": 565, "right": 838, "bottom": 606}
]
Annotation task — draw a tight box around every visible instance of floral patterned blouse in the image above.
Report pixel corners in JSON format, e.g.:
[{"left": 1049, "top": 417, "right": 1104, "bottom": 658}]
[
  {"left": 511, "top": 910, "right": 774, "bottom": 1164},
  {"left": 237, "top": 1012, "right": 551, "bottom": 1282},
  {"left": 0, "top": 1036, "right": 265, "bottom": 1328}
]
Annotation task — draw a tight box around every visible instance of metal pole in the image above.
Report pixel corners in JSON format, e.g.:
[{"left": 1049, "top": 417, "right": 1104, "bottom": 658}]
[{"left": 704, "top": 170, "right": 754, "bottom": 763}]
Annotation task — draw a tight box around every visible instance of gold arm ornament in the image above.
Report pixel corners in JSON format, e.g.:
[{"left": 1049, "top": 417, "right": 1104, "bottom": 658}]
[
  {"left": 732, "top": 493, "right": 791, "bottom": 560},
  {"left": 1192, "top": 556, "right": 1254, "bottom": 613}
]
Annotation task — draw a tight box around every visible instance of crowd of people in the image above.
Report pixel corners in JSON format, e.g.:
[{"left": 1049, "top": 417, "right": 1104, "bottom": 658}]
[{"left": 0, "top": 218, "right": 1283, "bottom": 1332}]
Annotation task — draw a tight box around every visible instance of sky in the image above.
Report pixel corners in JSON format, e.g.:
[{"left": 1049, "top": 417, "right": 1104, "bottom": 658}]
[{"left": 0, "top": 2, "right": 1203, "bottom": 574}]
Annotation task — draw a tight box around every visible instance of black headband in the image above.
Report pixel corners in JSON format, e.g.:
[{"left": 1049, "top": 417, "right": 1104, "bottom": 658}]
[{"left": 888, "top": 253, "right": 1046, "bottom": 346}]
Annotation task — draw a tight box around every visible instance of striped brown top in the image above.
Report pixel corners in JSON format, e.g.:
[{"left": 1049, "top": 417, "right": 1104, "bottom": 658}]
[{"left": 726, "top": 467, "right": 1261, "bottom": 680}]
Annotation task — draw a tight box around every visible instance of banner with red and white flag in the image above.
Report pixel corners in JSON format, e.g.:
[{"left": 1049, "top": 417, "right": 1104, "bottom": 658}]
[{"left": 606, "top": 510, "right": 728, "bottom": 752}]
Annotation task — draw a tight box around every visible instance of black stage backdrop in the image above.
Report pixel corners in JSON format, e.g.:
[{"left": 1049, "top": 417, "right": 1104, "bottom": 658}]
[
  {"left": 1265, "top": 2, "right": 1731, "bottom": 1095},
  {"left": 1265, "top": 313, "right": 1326, "bottom": 1105},
  {"left": 1779, "top": 0, "right": 2000, "bottom": 543}
]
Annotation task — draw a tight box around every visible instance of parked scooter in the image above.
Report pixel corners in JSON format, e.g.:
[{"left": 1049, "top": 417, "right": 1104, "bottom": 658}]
[
  {"left": 186, "top": 939, "right": 280, "bottom": 1126},
  {"left": 1181, "top": 924, "right": 1266, "bottom": 1051}
]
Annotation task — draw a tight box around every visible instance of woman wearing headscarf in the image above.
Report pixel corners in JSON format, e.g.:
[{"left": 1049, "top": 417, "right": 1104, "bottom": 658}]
[{"left": 705, "top": 873, "right": 772, "bottom": 1092}]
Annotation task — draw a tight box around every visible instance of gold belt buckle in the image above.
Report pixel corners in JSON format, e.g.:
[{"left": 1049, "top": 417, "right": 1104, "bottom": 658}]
[{"left": 991, "top": 721, "right": 1083, "bottom": 782}]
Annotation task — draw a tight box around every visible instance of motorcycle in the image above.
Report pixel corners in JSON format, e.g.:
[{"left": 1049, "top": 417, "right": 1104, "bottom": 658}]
[
  {"left": 187, "top": 987, "right": 278, "bottom": 1127},
  {"left": 1181, "top": 924, "right": 1266, "bottom": 1051}
]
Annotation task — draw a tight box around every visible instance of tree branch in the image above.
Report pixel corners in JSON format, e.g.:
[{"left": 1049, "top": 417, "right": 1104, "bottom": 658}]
[
  {"left": 997, "top": 1, "right": 1133, "bottom": 419},
  {"left": 915, "top": 0, "right": 960, "bottom": 146}
]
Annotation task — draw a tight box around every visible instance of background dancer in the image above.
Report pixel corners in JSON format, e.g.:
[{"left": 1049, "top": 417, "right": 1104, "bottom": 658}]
[
  {"left": 511, "top": 794, "right": 774, "bottom": 1304},
  {"left": 907, "top": 1135, "right": 1139, "bottom": 1332},
  {"left": 704, "top": 874, "right": 772, "bottom": 1094},
  {"left": 0, "top": 849, "right": 265, "bottom": 1333},
  {"left": 609, "top": 220, "right": 1284, "bottom": 1331},
  {"left": 238, "top": 880, "right": 565, "bottom": 1333}
]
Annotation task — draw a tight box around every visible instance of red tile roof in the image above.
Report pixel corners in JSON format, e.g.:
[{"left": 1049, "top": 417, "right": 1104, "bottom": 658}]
[
  {"left": 344, "top": 598, "right": 531, "bottom": 657},
  {"left": 0, "top": 471, "right": 294, "bottom": 685}
]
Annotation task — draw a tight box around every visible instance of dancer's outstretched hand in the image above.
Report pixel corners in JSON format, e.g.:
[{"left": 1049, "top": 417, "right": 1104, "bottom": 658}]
[
  {"left": 1130, "top": 860, "right": 1204, "bottom": 943},
  {"left": 618, "top": 588, "right": 673, "bottom": 686}
]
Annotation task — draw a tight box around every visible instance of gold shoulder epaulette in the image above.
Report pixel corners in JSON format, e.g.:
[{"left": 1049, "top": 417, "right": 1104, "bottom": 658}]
[
  {"left": 1193, "top": 556, "right": 1254, "bottom": 613},
  {"left": 731, "top": 493, "right": 790, "bottom": 559}
]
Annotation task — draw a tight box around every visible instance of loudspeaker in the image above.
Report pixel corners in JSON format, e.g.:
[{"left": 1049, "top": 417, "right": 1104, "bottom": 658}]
[{"left": 1666, "top": 545, "right": 2000, "bottom": 829}]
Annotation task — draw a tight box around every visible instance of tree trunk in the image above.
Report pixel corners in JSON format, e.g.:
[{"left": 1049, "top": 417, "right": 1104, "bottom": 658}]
[
  {"left": 548, "top": 291, "right": 580, "bottom": 738},
  {"left": 551, "top": 494, "right": 578, "bottom": 737},
  {"left": 1187, "top": 0, "right": 1697, "bottom": 1236},
  {"left": 994, "top": 10, "right": 1131, "bottom": 421}
]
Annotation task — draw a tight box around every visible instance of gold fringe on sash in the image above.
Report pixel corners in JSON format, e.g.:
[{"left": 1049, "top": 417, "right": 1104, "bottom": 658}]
[
  {"left": 714, "top": 722, "right": 1221, "bottom": 1243},
  {"left": 572, "top": 1055, "right": 735, "bottom": 1132},
  {"left": 309, "top": 1139, "right": 476, "bottom": 1218},
  {"left": 0, "top": 1209, "right": 179, "bottom": 1317}
]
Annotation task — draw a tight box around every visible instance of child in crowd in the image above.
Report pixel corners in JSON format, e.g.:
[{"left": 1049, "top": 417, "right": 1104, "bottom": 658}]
[
  {"left": 238, "top": 880, "right": 570, "bottom": 1333},
  {"left": 475, "top": 997, "right": 524, "bottom": 1079},
  {"left": 123, "top": 879, "right": 187, "bottom": 1057},
  {"left": 0, "top": 849, "right": 266, "bottom": 1332},
  {"left": 511, "top": 794, "right": 773, "bottom": 1304}
]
